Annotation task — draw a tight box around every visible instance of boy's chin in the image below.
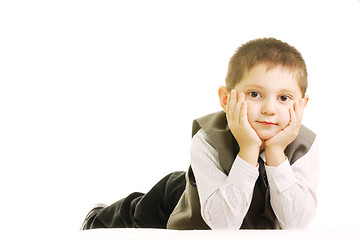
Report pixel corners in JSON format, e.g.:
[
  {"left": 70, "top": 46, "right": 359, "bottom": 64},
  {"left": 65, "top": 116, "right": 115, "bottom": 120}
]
[{"left": 257, "top": 131, "right": 278, "bottom": 141}]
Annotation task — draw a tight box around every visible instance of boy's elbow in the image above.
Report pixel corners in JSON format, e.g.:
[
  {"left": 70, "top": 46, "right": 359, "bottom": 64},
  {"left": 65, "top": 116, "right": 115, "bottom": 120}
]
[
  {"left": 201, "top": 203, "right": 244, "bottom": 230},
  {"left": 279, "top": 199, "right": 317, "bottom": 229}
]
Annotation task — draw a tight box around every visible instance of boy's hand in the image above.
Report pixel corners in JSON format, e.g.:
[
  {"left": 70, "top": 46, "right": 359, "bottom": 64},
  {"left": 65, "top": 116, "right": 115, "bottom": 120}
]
[
  {"left": 226, "top": 90, "right": 262, "bottom": 166},
  {"left": 264, "top": 99, "right": 307, "bottom": 166}
]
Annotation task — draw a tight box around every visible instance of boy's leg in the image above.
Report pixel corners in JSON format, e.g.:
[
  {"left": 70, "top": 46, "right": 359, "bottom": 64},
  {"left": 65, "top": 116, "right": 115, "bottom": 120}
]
[{"left": 82, "top": 171, "right": 186, "bottom": 229}]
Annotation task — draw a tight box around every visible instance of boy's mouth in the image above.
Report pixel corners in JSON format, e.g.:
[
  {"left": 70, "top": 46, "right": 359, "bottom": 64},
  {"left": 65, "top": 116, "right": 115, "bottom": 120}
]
[{"left": 256, "top": 121, "right": 278, "bottom": 126}]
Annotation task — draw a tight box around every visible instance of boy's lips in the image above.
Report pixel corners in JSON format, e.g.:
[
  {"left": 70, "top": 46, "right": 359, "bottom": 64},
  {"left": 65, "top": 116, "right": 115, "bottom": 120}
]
[{"left": 256, "top": 121, "right": 278, "bottom": 126}]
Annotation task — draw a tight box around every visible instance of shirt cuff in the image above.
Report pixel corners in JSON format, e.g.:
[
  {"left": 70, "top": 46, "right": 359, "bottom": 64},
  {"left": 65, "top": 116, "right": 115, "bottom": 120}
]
[
  {"left": 265, "top": 159, "right": 296, "bottom": 193},
  {"left": 226, "top": 155, "right": 259, "bottom": 192}
]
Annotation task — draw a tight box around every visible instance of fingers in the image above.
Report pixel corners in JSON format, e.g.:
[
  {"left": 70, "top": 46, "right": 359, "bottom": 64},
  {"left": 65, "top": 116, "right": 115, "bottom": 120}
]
[
  {"left": 226, "top": 92, "right": 230, "bottom": 120},
  {"left": 226, "top": 91, "right": 233, "bottom": 121},
  {"left": 287, "top": 98, "right": 307, "bottom": 132},
  {"left": 292, "top": 98, "right": 307, "bottom": 125},
  {"left": 228, "top": 90, "right": 246, "bottom": 124},
  {"left": 239, "top": 95, "right": 247, "bottom": 124},
  {"left": 234, "top": 92, "right": 244, "bottom": 122},
  {"left": 227, "top": 90, "right": 243, "bottom": 122},
  {"left": 228, "top": 90, "right": 237, "bottom": 121},
  {"left": 288, "top": 103, "right": 297, "bottom": 128}
]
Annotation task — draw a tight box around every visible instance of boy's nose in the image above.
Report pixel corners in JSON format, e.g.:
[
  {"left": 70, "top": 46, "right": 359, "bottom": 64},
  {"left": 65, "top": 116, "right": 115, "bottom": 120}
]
[{"left": 261, "top": 99, "right": 276, "bottom": 116}]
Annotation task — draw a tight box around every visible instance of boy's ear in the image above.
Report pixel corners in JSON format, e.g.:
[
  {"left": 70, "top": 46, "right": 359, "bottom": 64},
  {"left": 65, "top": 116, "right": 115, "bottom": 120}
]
[
  {"left": 218, "top": 86, "right": 229, "bottom": 112},
  {"left": 303, "top": 95, "right": 310, "bottom": 107}
]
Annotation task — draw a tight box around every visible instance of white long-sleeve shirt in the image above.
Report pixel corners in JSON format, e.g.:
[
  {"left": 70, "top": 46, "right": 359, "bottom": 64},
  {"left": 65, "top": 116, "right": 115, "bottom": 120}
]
[{"left": 190, "top": 128, "right": 319, "bottom": 230}]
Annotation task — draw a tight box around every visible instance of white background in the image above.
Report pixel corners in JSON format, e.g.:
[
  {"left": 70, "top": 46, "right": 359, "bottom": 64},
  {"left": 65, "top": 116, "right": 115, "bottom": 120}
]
[{"left": 1, "top": 0, "right": 359, "bottom": 239}]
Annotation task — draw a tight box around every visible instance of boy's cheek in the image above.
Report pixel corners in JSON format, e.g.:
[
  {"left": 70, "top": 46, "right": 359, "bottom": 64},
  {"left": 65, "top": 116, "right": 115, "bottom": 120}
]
[
  {"left": 281, "top": 109, "right": 291, "bottom": 126},
  {"left": 245, "top": 100, "right": 256, "bottom": 113}
]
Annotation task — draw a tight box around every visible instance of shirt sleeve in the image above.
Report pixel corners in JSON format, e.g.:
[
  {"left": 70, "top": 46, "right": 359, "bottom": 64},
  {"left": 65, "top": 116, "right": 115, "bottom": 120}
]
[
  {"left": 190, "top": 129, "right": 259, "bottom": 229},
  {"left": 265, "top": 137, "right": 320, "bottom": 229}
]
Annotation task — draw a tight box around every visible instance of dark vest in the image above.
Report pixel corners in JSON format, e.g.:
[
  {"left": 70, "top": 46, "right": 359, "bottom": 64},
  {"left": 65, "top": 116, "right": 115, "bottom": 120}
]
[{"left": 167, "top": 111, "right": 316, "bottom": 230}]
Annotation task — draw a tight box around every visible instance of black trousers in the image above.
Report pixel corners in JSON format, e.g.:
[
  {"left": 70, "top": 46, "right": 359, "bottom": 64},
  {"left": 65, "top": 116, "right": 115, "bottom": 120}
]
[{"left": 86, "top": 171, "right": 186, "bottom": 229}]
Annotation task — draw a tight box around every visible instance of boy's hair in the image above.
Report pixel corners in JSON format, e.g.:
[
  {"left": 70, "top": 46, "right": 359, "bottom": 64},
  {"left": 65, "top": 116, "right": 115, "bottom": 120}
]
[{"left": 225, "top": 38, "right": 308, "bottom": 96}]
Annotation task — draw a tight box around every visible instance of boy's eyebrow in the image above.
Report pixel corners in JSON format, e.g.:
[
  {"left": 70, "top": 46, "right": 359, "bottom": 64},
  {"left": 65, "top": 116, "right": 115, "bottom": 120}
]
[
  {"left": 243, "top": 84, "right": 264, "bottom": 90},
  {"left": 278, "top": 88, "right": 299, "bottom": 95}
]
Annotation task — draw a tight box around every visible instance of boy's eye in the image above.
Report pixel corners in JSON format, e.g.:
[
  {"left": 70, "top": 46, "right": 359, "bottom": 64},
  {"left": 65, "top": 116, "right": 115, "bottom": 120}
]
[
  {"left": 248, "top": 91, "right": 261, "bottom": 99},
  {"left": 279, "top": 95, "right": 291, "bottom": 102}
]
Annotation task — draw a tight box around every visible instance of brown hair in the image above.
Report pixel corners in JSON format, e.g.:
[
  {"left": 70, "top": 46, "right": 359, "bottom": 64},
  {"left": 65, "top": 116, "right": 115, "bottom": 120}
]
[{"left": 225, "top": 38, "right": 308, "bottom": 96}]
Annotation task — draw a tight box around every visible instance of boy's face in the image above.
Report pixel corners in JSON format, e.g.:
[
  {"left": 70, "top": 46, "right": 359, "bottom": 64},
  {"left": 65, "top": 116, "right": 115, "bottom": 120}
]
[{"left": 232, "top": 65, "right": 304, "bottom": 140}]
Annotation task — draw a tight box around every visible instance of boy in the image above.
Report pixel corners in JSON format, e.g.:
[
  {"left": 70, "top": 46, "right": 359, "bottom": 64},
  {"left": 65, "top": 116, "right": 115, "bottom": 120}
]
[{"left": 81, "top": 38, "right": 319, "bottom": 230}]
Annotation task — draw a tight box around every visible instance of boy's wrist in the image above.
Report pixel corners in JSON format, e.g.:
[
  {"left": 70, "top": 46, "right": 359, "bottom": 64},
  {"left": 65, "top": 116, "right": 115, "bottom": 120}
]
[
  {"left": 238, "top": 146, "right": 260, "bottom": 167},
  {"left": 264, "top": 146, "right": 286, "bottom": 167}
]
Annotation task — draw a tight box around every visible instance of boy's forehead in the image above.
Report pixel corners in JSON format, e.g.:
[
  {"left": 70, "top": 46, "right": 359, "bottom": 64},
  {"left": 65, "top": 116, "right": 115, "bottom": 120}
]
[
  {"left": 237, "top": 64, "right": 302, "bottom": 93},
  {"left": 247, "top": 63, "right": 295, "bottom": 76}
]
